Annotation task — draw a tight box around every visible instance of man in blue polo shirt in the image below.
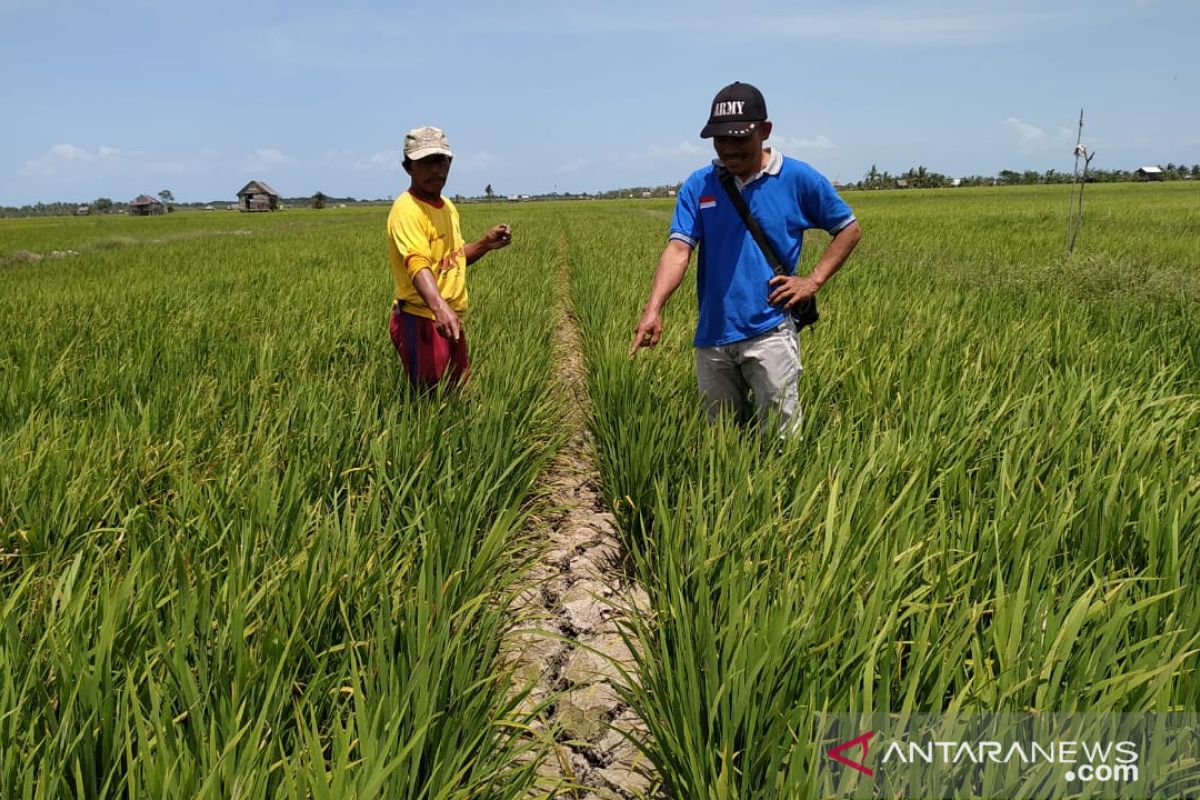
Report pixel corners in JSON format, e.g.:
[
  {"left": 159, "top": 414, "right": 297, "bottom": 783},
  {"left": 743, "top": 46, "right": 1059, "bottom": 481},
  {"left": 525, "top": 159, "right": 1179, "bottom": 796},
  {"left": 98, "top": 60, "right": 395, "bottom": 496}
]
[{"left": 629, "top": 81, "right": 862, "bottom": 438}]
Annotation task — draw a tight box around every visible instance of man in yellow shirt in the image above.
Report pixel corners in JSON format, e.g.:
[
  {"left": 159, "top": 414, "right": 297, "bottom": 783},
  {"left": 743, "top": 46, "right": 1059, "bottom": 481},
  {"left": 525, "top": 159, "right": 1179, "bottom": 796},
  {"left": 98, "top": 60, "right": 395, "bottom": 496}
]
[{"left": 386, "top": 125, "right": 512, "bottom": 389}]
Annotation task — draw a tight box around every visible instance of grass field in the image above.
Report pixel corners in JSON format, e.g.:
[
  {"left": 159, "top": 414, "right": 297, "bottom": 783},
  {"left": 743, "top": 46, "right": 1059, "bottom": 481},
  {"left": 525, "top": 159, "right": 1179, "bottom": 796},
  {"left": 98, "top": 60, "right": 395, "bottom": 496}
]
[{"left": 2, "top": 182, "right": 1198, "bottom": 798}]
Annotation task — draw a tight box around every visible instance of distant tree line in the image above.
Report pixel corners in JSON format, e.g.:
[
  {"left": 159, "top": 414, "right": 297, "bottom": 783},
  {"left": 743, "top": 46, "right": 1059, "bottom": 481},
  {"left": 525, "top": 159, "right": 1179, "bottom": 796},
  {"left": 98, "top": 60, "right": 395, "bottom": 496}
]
[
  {"left": 0, "top": 194, "right": 394, "bottom": 218},
  {"left": 594, "top": 183, "right": 681, "bottom": 200},
  {"left": 4, "top": 164, "right": 1198, "bottom": 218},
  {"left": 0, "top": 201, "right": 116, "bottom": 218},
  {"left": 458, "top": 184, "right": 682, "bottom": 203},
  {"left": 854, "top": 162, "right": 1200, "bottom": 190}
]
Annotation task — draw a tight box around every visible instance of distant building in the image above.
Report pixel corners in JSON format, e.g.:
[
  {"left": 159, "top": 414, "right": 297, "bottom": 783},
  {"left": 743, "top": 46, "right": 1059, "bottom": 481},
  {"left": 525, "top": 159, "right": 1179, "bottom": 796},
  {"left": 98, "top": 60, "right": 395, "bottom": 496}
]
[
  {"left": 74, "top": 205, "right": 90, "bottom": 216},
  {"left": 1136, "top": 166, "right": 1164, "bottom": 181},
  {"left": 236, "top": 180, "right": 280, "bottom": 211},
  {"left": 130, "top": 195, "right": 165, "bottom": 216}
]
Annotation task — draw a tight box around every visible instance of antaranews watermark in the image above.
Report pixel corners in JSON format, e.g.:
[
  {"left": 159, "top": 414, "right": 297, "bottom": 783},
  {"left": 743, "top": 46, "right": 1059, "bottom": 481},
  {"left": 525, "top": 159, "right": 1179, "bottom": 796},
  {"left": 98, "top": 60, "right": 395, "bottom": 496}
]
[{"left": 815, "top": 713, "right": 1199, "bottom": 798}]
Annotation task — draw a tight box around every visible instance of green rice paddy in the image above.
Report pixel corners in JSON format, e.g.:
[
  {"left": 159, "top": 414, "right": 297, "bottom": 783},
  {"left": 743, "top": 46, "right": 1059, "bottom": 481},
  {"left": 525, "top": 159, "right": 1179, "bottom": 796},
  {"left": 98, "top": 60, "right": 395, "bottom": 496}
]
[{"left": 2, "top": 181, "right": 1197, "bottom": 798}]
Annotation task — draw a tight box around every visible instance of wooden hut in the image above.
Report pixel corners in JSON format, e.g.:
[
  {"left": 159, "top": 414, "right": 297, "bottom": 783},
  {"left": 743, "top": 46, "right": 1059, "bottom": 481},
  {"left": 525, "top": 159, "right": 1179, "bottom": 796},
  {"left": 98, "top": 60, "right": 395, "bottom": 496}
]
[
  {"left": 130, "top": 195, "right": 165, "bottom": 216},
  {"left": 237, "top": 180, "right": 280, "bottom": 212}
]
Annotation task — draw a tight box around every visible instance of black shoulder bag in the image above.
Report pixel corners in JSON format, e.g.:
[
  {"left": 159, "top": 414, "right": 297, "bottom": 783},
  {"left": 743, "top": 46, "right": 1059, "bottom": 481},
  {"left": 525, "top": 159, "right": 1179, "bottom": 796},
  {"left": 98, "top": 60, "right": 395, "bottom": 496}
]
[{"left": 716, "top": 165, "right": 819, "bottom": 330}]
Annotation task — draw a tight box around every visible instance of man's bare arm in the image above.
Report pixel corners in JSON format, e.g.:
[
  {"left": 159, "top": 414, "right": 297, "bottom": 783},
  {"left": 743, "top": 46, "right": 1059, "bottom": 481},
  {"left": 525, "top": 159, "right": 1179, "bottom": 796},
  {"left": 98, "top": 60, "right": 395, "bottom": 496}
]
[
  {"left": 464, "top": 224, "right": 512, "bottom": 265},
  {"left": 629, "top": 238, "right": 693, "bottom": 356},
  {"left": 768, "top": 221, "right": 861, "bottom": 309},
  {"left": 411, "top": 268, "right": 462, "bottom": 341}
]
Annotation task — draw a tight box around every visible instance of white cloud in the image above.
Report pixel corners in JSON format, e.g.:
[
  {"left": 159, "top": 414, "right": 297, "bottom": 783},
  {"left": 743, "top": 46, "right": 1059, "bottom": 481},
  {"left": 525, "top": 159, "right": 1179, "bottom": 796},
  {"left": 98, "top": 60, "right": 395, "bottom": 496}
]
[
  {"left": 262, "top": 27, "right": 300, "bottom": 63},
  {"left": 146, "top": 160, "right": 191, "bottom": 177},
  {"left": 49, "top": 144, "right": 92, "bottom": 162},
  {"left": 1006, "top": 118, "right": 1085, "bottom": 156},
  {"left": 354, "top": 149, "right": 400, "bottom": 170},
  {"left": 254, "top": 148, "right": 289, "bottom": 165},
  {"left": 436, "top": 7, "right": 1066, "bottom": 46},
  {"left": 557, "top": 157, "right": 588, "bottom": 174},
  {"left": 457, "top": 151, "right": 499, "bottom": 172},
  {"left": 221, "top": 5, "right": 1069, "bottom": 78},
  {"left": 606, "top": 140, "right": 708, "bottom": 176},
  {"left": 244, "top": 148, "right": 292, "bottom": 171},
  {"left": 350, "top": 148, "right": 494, "bottom": 172},
  {"left": 1004, "top": 118, "right": 1047, "bottom": 151},
  {"left": 9, "top": 143, "right": 240, "bottom": 202},
  {"left": 646, "top": 140, "right": 705, "bottom": 160},
  {"left": 776, "top": 134, "right": 836, "bottom": 152},
  {"left": 18, "top": 143, "right": 120, "bottom": 176}
]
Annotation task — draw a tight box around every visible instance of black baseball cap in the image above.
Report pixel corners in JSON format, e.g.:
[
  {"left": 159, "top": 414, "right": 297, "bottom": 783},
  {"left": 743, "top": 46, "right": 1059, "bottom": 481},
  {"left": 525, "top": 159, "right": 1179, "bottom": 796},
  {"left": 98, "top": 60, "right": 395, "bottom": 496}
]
[{"left": 700, "top": 81, "right": 768, "bottom": 138}]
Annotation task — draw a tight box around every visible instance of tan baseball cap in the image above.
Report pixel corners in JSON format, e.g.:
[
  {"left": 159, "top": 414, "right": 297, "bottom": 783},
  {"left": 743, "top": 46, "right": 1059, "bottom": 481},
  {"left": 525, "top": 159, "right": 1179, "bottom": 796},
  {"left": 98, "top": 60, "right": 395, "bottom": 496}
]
[{"left": 403, "top": 126, "right": 453, "bottom": 160}]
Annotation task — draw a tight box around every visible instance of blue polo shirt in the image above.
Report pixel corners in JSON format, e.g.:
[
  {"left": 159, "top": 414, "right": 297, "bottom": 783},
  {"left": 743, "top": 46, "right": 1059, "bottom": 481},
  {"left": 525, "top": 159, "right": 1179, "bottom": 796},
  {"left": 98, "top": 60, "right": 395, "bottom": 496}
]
[{"left": 669, "top": 149, "right": 855, "bottom": 347}]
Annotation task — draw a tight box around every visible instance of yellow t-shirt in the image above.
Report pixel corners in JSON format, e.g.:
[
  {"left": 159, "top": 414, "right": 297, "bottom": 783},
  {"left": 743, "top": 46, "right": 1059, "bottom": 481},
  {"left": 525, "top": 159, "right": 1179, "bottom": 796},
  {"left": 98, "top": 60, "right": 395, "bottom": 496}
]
[{"left": 386, "top": 192, "right": 468, "bottom": 320}]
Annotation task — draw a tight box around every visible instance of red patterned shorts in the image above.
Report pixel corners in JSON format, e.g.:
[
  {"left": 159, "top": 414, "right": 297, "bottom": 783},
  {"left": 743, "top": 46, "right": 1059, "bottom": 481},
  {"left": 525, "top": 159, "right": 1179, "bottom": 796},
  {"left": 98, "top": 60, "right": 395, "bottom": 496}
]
[{"left": 389, "top": 307, "right": 470, "bottom": 390}]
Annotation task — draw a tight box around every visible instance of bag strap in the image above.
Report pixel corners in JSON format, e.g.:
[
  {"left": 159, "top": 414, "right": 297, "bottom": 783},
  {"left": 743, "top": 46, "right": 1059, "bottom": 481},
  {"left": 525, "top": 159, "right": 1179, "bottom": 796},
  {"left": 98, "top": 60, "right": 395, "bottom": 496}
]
[{"left": 716, "top": 165, "right": 788, "bottom": 278}]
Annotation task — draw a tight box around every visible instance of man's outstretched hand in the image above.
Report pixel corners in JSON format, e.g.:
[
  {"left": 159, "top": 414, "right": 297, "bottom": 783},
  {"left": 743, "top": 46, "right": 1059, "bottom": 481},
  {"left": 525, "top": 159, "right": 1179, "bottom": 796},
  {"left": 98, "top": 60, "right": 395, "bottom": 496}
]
[
  {"left": 483, "top": 223, "right": 512, "bottom": 251},
  {"left": 629, "top": 309, "right": 663, "bottom": 357}
]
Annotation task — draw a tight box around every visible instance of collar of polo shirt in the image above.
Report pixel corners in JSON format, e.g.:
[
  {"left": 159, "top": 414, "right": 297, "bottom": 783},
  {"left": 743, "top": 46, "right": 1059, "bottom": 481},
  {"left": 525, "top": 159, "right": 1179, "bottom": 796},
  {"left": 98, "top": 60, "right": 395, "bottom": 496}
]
[{"left": 714, "top": 147, "right": 784, "bottom": 189}]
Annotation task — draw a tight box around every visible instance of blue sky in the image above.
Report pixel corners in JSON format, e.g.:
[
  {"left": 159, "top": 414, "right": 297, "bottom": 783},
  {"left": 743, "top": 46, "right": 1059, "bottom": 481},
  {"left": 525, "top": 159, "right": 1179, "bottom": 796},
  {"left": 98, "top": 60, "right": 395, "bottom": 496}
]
[{"left": 2, "top": 0, "right": 1197, "bottom": 204}]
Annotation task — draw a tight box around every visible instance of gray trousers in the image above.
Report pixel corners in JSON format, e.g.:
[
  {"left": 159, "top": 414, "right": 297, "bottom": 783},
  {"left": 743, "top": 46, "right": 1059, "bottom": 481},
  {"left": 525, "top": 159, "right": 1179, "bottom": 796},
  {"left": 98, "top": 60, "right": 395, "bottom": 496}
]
[{"left": 695, "top": 320, "right": 802, "bottom": 439}]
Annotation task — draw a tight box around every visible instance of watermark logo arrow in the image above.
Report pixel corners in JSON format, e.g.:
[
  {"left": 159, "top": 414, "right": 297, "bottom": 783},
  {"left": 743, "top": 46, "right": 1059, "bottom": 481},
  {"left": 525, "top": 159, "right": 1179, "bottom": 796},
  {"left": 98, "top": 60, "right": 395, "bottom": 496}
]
[{"left": 828, "top": 731, "right": 875, "bottom": 777}]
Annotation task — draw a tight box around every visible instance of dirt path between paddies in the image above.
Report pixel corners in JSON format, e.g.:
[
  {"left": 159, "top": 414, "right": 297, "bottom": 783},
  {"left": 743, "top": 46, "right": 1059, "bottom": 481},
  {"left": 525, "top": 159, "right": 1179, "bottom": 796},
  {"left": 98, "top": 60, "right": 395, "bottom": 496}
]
[{"left": 501, "top": 235, "right": 657, "bottom": 799}]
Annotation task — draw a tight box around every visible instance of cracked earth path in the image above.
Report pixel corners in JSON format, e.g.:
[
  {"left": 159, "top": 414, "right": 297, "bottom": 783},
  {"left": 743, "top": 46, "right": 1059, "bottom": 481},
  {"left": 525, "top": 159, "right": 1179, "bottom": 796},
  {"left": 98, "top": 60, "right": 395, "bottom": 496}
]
[{"left": 501, "top": 234, "right": 657, "bottom": 799}]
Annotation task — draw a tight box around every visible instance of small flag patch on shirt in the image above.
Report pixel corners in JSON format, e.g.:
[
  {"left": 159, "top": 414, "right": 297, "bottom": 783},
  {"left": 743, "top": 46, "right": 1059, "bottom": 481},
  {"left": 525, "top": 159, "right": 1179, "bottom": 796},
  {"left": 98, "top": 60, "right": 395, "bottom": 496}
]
[{"left": 699, "top": 195, "right": 717, "bottom": 209}]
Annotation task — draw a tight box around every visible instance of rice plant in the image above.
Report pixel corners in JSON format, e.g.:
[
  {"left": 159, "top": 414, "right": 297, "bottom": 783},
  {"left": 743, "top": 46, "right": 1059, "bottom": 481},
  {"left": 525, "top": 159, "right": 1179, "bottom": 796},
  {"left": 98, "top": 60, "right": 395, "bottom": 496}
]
[
  {"left": 569, "top": 184, "right": 1200, "bottom": 797},
  {"left": 1, "top": 207, "right": 563, "bottom": 798},
  {"left": 2, "top": 183, "right": 1197, "bottom": 798}
]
